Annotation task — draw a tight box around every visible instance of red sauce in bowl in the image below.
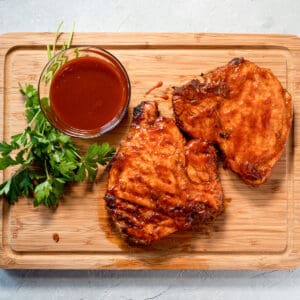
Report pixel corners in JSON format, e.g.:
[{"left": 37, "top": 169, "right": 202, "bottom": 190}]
[{"left": 50, "top": 56, "right": 128, "bottom": 131}]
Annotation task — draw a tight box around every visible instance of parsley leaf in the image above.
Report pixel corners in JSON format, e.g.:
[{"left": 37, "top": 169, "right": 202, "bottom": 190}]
[
  {"left": 34, "top": 179, "right": 53, "bottom": 207},
  {"left": 80, "top": 143, "right": 116, "bottom": 181},
  {"left": 0, "top": 156, "right": 17, "bottom": 170},
  {"left": 0, "top": 141, "right": 14, "bottom": 155}
]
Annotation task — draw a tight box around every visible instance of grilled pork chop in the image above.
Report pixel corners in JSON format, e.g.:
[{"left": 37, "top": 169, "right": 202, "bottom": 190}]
[
  {"left": 105, "top": 101, "right": 224, "bottom": 245},
  {"left": 172, "top": 58, "right": 292, "bottom": 185}
]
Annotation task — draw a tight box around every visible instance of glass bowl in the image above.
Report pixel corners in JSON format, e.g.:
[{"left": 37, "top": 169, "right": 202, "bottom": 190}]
[{"left": 38, "top": 47, "right": 131, "bottom": 139}]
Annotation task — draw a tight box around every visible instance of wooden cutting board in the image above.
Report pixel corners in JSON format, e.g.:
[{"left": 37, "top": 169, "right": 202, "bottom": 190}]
[{"left": 0, "top": 32, "right": 300, "bottom": 269}]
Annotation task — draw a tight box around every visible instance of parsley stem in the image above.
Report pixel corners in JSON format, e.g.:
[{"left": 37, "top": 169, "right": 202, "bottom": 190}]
[
  {"left": 67, "top": 22, "right": 75, "bottom": 49},
  {"left": 53, "top": 21, "right": 64, "bottom": 57},
  {"left": 44, "top": 160, "right": 49, "bottom": 179},
  {"left": 73, "top": 149, "right": 81, "bottom": 159},
  {"left": 28, "top": 109, "right": 41, "bottom": 127},
  {"left": 47, "top": 44, "right": 52, "bottom": 61}
]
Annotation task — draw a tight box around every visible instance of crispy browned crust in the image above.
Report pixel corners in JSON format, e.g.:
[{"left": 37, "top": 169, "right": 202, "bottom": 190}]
[
  {"left": 172, "top": 58, "right": 293, "bottom": 185},
  {"left": 105, "top": 101, "right": 224, "bottom": 245}
]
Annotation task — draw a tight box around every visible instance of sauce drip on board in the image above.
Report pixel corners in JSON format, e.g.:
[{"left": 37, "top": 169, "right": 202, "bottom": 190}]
[
  {"left": 50, "top": 56, "right": 128, "bottom": 130},
  {"left": 145, "top": 81, "right": 163, "bottom": 95}
]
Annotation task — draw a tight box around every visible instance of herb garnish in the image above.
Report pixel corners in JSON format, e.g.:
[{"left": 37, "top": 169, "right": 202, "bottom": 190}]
[
  {"left": 43, "top": 21, "right": 79, "bottom": 84},
  {"left": 0, "top": 23, "right": 115, "bottom": 207}
]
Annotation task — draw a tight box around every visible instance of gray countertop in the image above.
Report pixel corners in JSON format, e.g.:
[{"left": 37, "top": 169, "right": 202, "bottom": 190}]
[{"left": 1, "top": 0, "right": 300, "bottom": 299}]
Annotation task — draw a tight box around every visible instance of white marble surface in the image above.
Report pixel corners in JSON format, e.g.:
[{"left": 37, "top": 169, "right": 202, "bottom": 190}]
[{"left": 1, "top": 0, "right": 300, "bottom": 299}]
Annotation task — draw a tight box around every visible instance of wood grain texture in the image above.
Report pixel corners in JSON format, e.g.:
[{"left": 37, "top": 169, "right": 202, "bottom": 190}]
[{"left": 0, "top": 33, "right": 299, "bottom": 269}]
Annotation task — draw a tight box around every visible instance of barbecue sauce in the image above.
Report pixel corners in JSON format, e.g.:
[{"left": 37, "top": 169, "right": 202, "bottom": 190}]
[{"left": 50, "top": 56, "right": 128, "bottom": 130}]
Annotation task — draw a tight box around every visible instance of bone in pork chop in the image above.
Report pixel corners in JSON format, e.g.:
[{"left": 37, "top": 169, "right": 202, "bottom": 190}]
[
  {"left": 105, "top": 101, "right": 224, "bottom": 245},
  {"left": 172, "top": 58, "right": 292, "bottom": 185}
]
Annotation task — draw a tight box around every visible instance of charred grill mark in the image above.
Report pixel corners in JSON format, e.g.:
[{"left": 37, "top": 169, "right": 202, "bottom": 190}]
[
  {"left": 104, "top": 194, "right": 116, "bottom": 209},
  {"left": 133, "top": 102, "right": 146, "bottom": 120},
  {"left": 229, "top": 57, "right": 245, "bottom": 66},
  {"left": 175, "top": 78, "right": 230, "bottom": 102},
  {"left": 190, "top": 79, "right": 205, "bottom": 88},
  {"left": 219, "top": 132, "right": 230, "bottom": 139},
  {"left": 241, "top": 162, "right": 263, "bottom": 181},
  {"left": 133, "top": 101, "right": 159, "bottom": 125},
  {"left": 104, "top": 194, "right": 115, "bottom": 201},
  {"left": 213, "top": 82, "right": 230, "bottom": 98}
]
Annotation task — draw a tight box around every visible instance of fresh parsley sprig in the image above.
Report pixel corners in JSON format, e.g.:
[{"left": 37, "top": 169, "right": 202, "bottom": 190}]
[
  {"left": 0, "top": 84, "right": 115, "bottom": 207},
  {"left": 0, "top": 23, "right": 116, "bottom": 207}
]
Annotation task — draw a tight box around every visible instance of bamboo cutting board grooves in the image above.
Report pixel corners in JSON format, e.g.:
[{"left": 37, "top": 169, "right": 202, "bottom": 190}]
[{"left": 0, "top": 33, "right": 300, "bottom": 269}]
